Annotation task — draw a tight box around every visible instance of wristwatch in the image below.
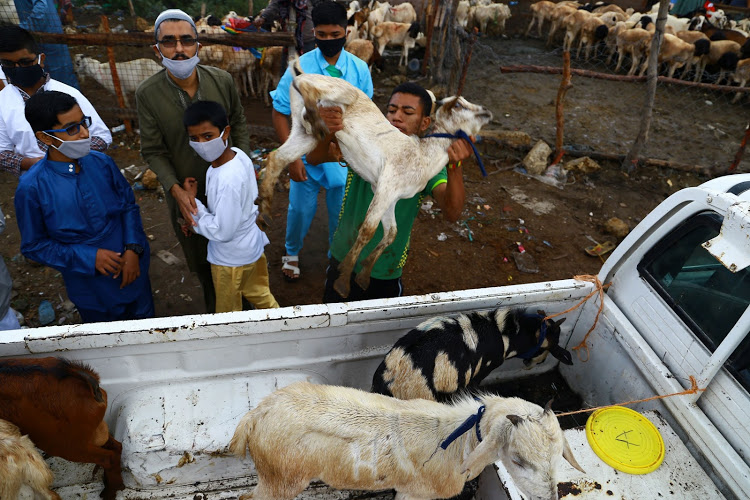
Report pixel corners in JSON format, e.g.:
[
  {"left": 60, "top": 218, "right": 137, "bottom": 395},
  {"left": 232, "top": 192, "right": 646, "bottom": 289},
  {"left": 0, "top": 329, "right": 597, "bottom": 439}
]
[{"left": 124, "top": 243, "right": 144, "bottom": 257}]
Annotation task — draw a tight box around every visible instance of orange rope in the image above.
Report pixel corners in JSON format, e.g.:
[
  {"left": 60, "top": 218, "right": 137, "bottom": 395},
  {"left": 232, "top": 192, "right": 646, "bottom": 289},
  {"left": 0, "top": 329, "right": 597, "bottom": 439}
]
[
  {"left": 555, "top": 376, "right": 705, "bottom": 418},
  {"left": 543, "top": 274, "right": 610, "bottom": 362}
]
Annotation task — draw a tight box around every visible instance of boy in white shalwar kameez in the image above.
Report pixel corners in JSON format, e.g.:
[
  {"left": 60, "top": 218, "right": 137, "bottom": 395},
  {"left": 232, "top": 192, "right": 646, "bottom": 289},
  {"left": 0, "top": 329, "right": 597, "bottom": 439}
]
[{"left": 182, "top": 101, "right": 278, "bottom": 312}]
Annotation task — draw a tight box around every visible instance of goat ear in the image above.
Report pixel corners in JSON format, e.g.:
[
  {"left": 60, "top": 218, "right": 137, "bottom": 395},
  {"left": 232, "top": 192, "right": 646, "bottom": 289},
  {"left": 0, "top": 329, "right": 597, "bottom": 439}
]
[
  {"left": 554, "top": 317, "right": 566, "bottom": 327},
  {"left": 507, "top": 414, "right": 523, "bottom": 426},
  {"left": 563, "top": 435, "right": 586, "bottom": 473},
  {"left": 460, "top": 425, "right": 504, "bottom": 480},
  {"left": 292, "top": 57, "right": 303, "bottom": 76},
  {"left": 537, "top": 309, "right": 546, "bottom": 317},
  {"left": 550, "top": 345, "right": 573, "bottom": 365}
]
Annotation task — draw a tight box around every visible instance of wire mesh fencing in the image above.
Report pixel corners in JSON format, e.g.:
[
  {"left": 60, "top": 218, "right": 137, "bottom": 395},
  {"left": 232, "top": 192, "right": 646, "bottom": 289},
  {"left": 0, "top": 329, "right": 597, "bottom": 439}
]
[
  {"left": 463, "top": 35, "right": 749, "bottom": 175},
  {"left": 454, "top": 0, "right": 750, "bottom": 177}
]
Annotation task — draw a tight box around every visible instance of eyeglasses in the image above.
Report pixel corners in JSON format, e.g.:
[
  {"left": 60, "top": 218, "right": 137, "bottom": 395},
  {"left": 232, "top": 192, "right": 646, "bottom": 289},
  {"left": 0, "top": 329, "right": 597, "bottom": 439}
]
[
  {"left": 0, "top": 56, "right": 39, "bottom": 68},
  {"left": 45, "top": 116, "right": 92, "bottom": 136},
  {"left": 157, "top": 36, "right": 198, "bottom": 48}
]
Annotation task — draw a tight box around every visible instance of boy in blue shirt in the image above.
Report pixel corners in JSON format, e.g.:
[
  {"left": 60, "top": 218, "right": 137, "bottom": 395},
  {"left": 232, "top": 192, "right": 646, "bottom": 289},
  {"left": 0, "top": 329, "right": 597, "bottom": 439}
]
[
  {"left": 270, "top": 0, "right": 373, "bottom": 282},
  {"left": 16, "top": 90, "right": 153, "bottom": 323}
]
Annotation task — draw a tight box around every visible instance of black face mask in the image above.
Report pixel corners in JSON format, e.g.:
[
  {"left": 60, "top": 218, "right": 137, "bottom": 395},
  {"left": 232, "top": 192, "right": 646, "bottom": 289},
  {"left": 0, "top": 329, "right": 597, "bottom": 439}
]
[
  {"left": 316, "top": 36, "right": 346, "bottom": 58},
  {"left": 4, "top": 63, "right": 45, "bottom": 88}
]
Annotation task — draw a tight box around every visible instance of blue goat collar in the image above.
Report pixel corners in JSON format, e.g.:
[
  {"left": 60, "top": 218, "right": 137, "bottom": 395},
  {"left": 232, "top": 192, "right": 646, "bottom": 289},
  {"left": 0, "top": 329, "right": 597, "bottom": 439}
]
[
  {"left": 516, "top": 314, "right": 548, "bottom": 360},
  {"left": 423, "top": 129, "right": 487, "bottom": 177},
  {"left": 439, "top": 403, "right": 486, "bottom": 450}
]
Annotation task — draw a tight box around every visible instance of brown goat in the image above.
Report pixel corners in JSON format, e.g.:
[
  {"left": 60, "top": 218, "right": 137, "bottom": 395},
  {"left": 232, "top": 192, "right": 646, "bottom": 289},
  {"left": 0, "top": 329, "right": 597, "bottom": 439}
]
[
  {"left": 346, "top": 38, "right": 380, "bottom": 70},
  {"left": 0, "top": 419, "right": 61, "bottom": 500},
  {"left": 259, "top": 46, "right": 284, "bottom": 107},
  {"left": 732, "top": 58, "right": 750, "bottom": 102},
  {"left": 0, "top": 357, "right": 123, "bottom": 500},
  {"left": 526, "top": 1, "right": 556, "bottom": 38},
  {"left": 546, "top": 3, "right": 579, "bottom": 46}
]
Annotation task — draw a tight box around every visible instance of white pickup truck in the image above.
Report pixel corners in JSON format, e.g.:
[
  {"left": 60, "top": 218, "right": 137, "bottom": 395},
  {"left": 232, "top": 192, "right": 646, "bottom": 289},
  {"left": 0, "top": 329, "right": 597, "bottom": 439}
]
[{"left": 3, "top": 174, "right": 749, "bottom": 500}]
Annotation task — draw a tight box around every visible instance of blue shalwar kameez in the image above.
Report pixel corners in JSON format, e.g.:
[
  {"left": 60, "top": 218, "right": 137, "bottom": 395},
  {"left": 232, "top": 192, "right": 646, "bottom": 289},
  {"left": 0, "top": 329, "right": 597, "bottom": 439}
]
[{"left": 14, "top": 151, "right": 154, "bottom": 323}]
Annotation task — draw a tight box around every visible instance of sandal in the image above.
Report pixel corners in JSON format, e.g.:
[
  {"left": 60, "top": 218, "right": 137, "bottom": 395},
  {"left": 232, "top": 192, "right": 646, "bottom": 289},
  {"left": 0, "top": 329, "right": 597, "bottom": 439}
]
[
  {"left": 281, "top": 255, "right": 300, "bottom": 282},
  {"left": 585, "top": 241, "right": 616, "bottom": 257}
]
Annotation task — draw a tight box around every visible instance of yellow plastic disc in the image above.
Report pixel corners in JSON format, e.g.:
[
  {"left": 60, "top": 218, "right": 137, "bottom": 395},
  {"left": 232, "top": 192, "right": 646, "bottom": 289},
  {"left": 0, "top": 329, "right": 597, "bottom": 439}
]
[{"left": 585, "top": 406, "right": 665, "bottom": 475}]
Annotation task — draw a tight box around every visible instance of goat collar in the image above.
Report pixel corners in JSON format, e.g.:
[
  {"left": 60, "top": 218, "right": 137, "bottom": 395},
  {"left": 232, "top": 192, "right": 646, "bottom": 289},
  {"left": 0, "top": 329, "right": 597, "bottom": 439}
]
[
  {"left": 423, "top": 129, "right": 487, "bottom": 177},
  {"left": 516, "top": 314, "right": 548, "bottom": 360},
  {"left": 439, "top": 401, "right": 486, "bottom": 450}
]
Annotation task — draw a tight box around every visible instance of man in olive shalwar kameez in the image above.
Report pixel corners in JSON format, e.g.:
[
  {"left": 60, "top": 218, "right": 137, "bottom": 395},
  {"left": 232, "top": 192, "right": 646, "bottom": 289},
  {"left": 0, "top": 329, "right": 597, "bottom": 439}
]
[{"left": 136, "top": 9, "right": 250, "bottom": 312}]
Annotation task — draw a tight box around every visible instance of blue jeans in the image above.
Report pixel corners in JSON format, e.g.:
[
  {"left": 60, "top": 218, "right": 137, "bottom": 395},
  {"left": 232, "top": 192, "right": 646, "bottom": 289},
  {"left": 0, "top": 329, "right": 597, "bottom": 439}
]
[{"left": 284, "top": 162, "right": 347, "bottom": 256}]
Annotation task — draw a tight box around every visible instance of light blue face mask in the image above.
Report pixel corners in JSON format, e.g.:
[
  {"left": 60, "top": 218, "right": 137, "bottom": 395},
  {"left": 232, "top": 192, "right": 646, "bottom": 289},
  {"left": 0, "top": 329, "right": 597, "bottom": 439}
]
[
  {"left": 159, "top": 48, "right": 200, "bottom": 80},
  {"left": 44, "top": 134, "right": 91, "bottom": 160}
]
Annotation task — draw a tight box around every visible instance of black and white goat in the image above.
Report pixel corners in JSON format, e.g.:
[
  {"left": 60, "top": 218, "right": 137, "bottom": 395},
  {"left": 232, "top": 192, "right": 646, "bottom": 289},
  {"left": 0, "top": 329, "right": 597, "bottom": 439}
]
[{"left": 372, "top": 307, "right": 572, "bottom": 402}]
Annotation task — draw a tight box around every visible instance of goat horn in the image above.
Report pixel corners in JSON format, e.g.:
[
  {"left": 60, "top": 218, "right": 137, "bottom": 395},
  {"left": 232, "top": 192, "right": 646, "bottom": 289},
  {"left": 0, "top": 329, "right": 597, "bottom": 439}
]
[
  {"left": 563, "top": 436, "right": 586, "bottom": 473},
  {"left": 544, "top": 398, "right": 555, "bottom": 413}
]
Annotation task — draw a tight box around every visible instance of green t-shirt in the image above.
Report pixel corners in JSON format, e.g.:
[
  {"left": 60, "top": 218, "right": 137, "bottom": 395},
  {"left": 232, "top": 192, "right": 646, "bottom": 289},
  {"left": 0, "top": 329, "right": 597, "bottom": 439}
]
[{"left": 330, "top": 168, "right": 448, "bottom": 280}]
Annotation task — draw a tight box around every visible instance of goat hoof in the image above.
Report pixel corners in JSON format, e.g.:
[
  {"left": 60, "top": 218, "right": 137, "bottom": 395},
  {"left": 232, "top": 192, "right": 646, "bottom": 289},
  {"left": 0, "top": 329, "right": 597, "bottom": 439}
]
[
  {"left": 333, "top": 277, "right": 350, "bottom": 299},
  {"left": 258, "top": 211, "right": 272, "bottom": 230},
  {"left": 354, "top": 272, "right": 371, "bottom": 292}
]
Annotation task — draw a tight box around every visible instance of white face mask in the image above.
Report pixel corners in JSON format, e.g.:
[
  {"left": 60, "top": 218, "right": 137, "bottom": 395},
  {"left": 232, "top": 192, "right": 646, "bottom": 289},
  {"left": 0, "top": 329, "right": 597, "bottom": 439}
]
[
  {"left": 44, "top": 134, "right": 91, "bottom": 159},
  {"left": 189, "top": 128, "right": 227, "bottom": 162},
  {"left": 159, "top": 48, "right": 200, "bottom": 80}
]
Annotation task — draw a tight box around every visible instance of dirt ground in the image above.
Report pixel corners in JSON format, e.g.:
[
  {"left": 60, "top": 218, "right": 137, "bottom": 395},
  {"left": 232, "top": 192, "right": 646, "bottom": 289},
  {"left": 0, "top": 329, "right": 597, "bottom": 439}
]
[{"left": 5, "top": 11, "right": 745, "bottom": 327}]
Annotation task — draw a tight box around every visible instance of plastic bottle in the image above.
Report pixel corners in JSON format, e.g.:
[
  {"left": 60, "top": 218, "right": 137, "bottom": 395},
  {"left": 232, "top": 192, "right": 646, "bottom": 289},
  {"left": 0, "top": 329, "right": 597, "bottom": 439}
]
[{"left": 38, "top": 300, "right": 55, "bottom": 326}]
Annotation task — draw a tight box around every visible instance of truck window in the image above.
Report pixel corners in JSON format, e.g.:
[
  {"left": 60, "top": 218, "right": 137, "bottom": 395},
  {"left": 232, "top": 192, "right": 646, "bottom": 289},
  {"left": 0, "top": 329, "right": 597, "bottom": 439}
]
[{"left": 638, "top": 212, "right": 750, "bottom": 391}]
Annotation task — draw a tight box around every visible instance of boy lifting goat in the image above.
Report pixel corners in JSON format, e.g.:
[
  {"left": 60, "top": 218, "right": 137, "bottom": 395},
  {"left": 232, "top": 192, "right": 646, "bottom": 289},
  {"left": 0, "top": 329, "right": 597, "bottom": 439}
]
[{"left": 258, "top": 61, "right": 492, "bottom": 298}]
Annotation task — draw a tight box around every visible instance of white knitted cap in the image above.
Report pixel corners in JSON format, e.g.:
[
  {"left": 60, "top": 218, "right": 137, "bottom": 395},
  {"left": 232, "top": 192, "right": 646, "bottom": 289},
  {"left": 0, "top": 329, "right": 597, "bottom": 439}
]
[{"left": 154, "top": 9, "right": 197, "bottom": 39}]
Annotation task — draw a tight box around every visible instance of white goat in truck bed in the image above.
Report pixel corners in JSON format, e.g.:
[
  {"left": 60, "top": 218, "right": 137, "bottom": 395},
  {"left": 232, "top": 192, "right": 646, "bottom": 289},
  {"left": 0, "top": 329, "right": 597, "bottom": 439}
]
[
  {"left": 0, "top": 419, "right": 60, "bottom": 500},
  {"left": 73, "top": 54, "right": 162, "bottom": 106},
  {"left": 258, "top": 62, "right": 492, "bottom": 298},
  {"left": 229, "top": 381, "right": 584, "bottom": 500}
]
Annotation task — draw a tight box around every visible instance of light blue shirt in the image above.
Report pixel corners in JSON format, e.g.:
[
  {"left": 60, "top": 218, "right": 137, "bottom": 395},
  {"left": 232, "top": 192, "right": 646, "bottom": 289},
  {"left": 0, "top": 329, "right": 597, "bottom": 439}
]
[{"left": 271, "top": 48, "right": 373, "bottom": 188}]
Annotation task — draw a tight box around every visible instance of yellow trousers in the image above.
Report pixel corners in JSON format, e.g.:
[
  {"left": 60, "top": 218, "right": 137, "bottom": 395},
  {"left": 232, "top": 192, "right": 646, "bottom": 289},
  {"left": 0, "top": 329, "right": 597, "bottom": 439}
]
[{"left": 211, "top": 254, "right": 279, "bottom": 312}]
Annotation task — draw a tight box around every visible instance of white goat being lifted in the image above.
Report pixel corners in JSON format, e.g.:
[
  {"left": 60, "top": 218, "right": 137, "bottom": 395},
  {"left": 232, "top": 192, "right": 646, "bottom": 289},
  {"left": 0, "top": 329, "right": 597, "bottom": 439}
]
[
  {"left": 229, "top": 381, "right": 584, "bottom": 500},
  {"left": 259, "top": 61, "right": 492, "bottom": 298}
]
